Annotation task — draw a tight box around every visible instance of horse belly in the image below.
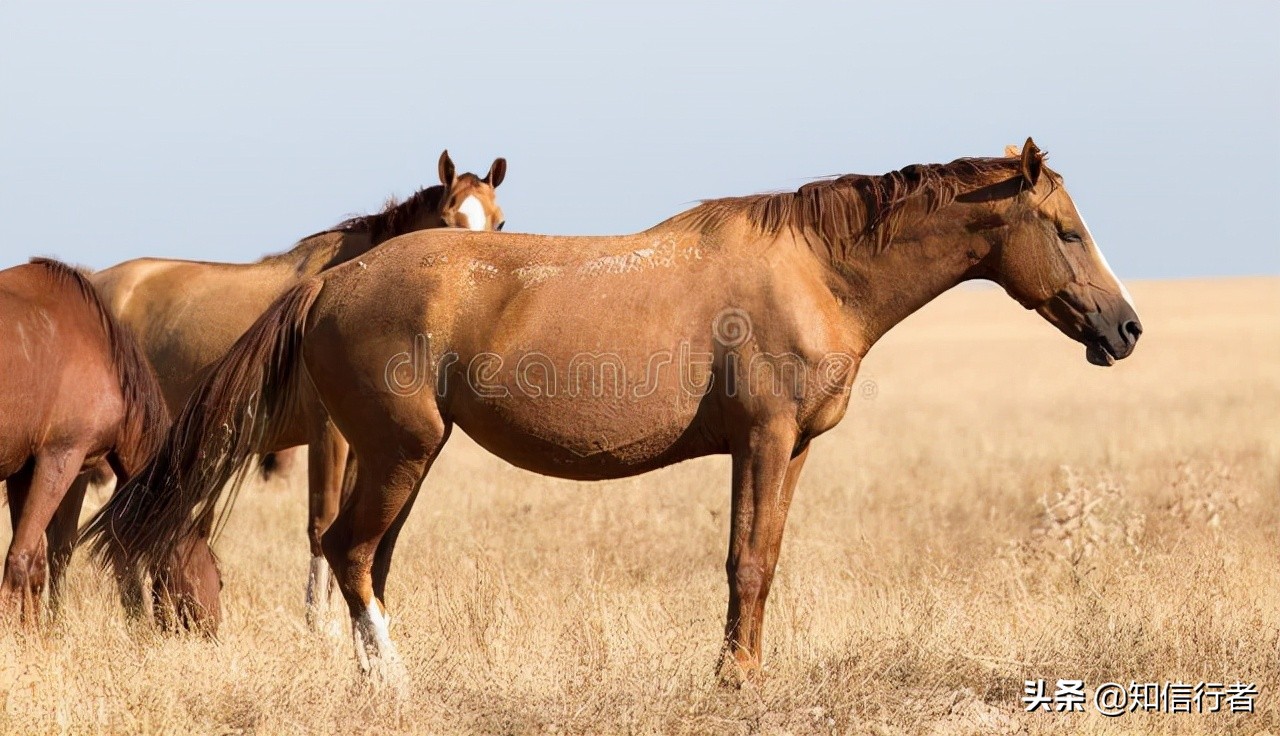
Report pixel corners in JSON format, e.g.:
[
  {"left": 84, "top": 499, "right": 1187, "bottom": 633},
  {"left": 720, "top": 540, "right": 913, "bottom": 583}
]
[{"left": 449, "top": 390, "right": 713, "bottom": 481}]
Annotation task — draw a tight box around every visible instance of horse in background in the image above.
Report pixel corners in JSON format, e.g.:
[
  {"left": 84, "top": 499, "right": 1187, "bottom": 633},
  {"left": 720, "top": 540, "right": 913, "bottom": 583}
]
[
  {"left": 83, "top": 139, "right": 1141, "bottom": 687},
  {"left": 0, "top": 259, "right": 177, "bottom": 625},
  {"left": 89, "top": 150, "right": 507, "bottom": 629}
]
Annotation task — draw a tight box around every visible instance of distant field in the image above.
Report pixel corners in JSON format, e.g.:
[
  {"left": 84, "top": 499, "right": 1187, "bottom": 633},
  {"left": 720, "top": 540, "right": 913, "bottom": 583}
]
[{"left": 2, "top": 277, "right": 1277, "bottom": 735}]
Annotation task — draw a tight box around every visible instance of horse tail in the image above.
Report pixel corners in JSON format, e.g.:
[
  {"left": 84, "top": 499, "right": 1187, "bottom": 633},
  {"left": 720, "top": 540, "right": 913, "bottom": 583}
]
[
  {"left": 28, "top": 257, "right": 172, "bottom": 479},
  {"left": 79, "top": 277, "right": 326, "bottom": 578}
]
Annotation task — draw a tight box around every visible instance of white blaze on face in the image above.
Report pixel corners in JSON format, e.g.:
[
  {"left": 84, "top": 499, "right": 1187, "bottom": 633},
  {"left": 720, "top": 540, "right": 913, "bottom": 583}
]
[
  {"left": 457, "top": 195, "right": 488, "bottom": 231},
  {"left": 1078, "top": 212, "right": 1135, "bottom": 309}
]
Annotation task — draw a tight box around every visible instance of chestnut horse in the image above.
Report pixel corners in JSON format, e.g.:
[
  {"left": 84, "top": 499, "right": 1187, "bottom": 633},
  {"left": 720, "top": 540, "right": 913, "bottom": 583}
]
[
  {"left": 0, "top": 259, "right": 171, "bottom": 624},
  {"left": 83, "top": 140, "right": 1141, "bottom": 685},
  {"left": 90, "top": 150, "right": 507, "bottom": 629}
]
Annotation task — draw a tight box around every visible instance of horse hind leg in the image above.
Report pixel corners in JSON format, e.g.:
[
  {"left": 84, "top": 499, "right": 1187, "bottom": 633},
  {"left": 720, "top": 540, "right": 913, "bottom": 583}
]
[
  {"left": 2, "top": 461, "right": 35, "bottom": 624},
  {"left": 372, "top": 428, "right": 447, "bottom": 605},
  {"left": 305, "top": 418, "right": 349, "bottom": 635},
  {"left": 2, "top": 447, "right": 86, "bottom": 627},
  {"left": 44, "top": 470, "right": 92, "bottom": 618},
  {"left": 321, "top": 420, "right": 448, "bottom": 693},
  {"left": 96, "top": 454, "right": 147, "bottom": 622}
]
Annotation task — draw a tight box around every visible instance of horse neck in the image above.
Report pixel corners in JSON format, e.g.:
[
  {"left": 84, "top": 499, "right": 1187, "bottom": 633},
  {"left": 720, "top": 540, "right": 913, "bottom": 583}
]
[
  {"left": 312, "top": 199, "right": 447, "bottom": 271},
  {"left": 271, "top": 187, "right": 449, "bottom": 274},
  {"left": 365, "top": 186, "right": 449, "bottom": 247},
  {"left": 818, "top": 202, "right": 989, "bottom": 351},
  {"left": 271, "top": 231, "right": 375, "bottom": 275},
  {"left": 372, "top": 199, "right": 446, "bottom": 246}
]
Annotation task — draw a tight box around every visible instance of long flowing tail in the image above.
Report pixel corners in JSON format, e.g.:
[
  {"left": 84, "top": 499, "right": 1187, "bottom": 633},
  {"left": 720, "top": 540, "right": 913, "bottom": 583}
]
[{"left": 79, "top": 278, "right": 326, "bottom": 580}]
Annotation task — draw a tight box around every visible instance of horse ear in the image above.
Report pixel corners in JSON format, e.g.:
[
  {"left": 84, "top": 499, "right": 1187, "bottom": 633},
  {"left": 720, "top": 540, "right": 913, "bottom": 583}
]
[
  {"left": 438, "top": 150, "right": 456, "bottom": 188},
  {"left": 1003, "top": 144, "right": 1021, "bottom": 157},
  {"left": 485, "top": 157, "right": 507, "bottom": 188},
  {"left": 1018, "top": 137, "right": 1043, "bottom": 189}
]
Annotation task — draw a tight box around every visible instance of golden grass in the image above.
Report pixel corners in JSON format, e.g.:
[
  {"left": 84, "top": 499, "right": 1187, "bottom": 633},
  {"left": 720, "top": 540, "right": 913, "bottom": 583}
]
[{"left": 3, "top": 277, "right": 1277, "bottom": 735}]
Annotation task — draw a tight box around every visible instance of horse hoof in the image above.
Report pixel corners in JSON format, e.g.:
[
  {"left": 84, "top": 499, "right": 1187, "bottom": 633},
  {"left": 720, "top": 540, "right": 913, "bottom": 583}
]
[
  {"left": 360, "top": 653, "right": 410, "bottom": 700},
  {"left": 312, "top": 614, "right": 343, "bottom": 640},
  {"left": 715, "top": 656, "right": 763, "bottom": 690}
]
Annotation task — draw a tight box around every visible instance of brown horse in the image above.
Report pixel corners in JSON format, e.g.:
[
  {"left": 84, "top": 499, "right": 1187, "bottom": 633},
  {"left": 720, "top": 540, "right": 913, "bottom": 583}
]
[
  {"left": 83, "top": 139, "right": 1141, "bottom": 685},
  {"left": 90, "top": 150, "right": 507, "bottom": 629},
  {"left": 0, "top": 259, "right": 171, "bottom": 625}
]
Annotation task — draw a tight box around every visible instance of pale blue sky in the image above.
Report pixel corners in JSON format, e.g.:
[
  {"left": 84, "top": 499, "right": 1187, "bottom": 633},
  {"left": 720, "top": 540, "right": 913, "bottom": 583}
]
[{"left": 1, "top": 2, "right": 1276, "bottom": 278}]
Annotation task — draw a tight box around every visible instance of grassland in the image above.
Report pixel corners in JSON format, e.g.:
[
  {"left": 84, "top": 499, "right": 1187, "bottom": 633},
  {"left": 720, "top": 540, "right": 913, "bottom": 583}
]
[{"left": 2, "top": 277, "right": 1277, "bottom": 735}]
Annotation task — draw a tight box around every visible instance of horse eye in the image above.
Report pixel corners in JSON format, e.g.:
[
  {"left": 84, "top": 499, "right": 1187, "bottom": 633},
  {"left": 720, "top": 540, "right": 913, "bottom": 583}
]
[
  {"left": 1059, "top": 231, "right": 1083, "bottom": 244},
  {"left": 496, "top": 221, "right": 505, "bottom": 231}
]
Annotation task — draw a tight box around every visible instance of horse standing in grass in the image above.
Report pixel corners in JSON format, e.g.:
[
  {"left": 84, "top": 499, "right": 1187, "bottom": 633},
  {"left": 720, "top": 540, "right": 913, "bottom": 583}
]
[
  {"left": 84, "top": 139, "right": 1141, "bottom": 686},
  {"left": 89, "top": 150, "right": 507, "bottom": 629},
  {"left": 0, "top": 259, "right": 173, "bottom": 625}
]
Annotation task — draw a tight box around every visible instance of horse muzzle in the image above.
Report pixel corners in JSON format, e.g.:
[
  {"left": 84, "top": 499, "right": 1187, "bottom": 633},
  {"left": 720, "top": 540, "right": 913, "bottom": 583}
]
[
  {"left": 1082, "top": 302, "right": 1142, "bottom": 366},
  {"left": 1037, "top": 290, "right": 1143, "bottom": 367}
]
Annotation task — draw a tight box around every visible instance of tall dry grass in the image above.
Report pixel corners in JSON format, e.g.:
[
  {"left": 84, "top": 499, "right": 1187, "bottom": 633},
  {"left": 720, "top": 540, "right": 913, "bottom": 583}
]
[{"left": 2, "top": 278, "right": 1277, "bottom": 735}]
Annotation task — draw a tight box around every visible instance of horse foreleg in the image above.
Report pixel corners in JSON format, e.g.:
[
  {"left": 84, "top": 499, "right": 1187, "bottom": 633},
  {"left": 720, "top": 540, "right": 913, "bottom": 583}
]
[
  {"left": 45, "top": 470, "right": 91, "bottom": 617},
  {"left": 2, "top": 448, "right": 85, "bottom": 626},
  {"left": 718, "top": 426, "right": 809, "bottom": 687},
  {"left": 305, "top": 417, "right": 348, "bottom": 633}
]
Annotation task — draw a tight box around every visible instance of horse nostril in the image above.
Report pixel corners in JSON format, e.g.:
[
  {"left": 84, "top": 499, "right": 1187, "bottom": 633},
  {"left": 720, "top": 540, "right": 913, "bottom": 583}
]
[{"left": 1123, "top": 320, "right": 1143, "bottom": 342}]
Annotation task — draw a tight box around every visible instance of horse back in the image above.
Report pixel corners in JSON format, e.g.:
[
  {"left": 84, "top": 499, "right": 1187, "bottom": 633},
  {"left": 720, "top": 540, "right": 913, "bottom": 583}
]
[{"left": 91, "top": 257, "right": 303, "bottom": 411}]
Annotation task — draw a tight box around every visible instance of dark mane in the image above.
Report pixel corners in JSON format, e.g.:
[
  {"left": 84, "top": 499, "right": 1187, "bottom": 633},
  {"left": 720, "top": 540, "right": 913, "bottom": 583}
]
[
  {"left": 672, "top": 156, "right": 1047, "bottom": 255},
  {"left": 29, "top": 258, "right": 171, "bottom": 475},
  {"left": 324, "top": 183, "right": 448, "bottom": 244}
]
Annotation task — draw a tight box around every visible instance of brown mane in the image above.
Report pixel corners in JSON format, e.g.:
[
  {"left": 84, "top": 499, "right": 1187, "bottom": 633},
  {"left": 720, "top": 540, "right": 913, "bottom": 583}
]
[
  {"left": 29, "top": 258, "right": 171, "bottom": 476},
  {"left": 264, "top": 184, "right": 449, "bottom": 263},
  {"left": 325, "top": 182, "right": 449, "bottom": 244},
  {"left": 673, "top": 156, "right": 1051, "bottom": 255}
]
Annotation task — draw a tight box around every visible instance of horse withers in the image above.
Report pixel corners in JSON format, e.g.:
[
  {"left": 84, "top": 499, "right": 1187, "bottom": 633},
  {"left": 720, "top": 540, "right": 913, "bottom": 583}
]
[
  {"left": 84, "top": 139, "right": 1140, "bottom": 686},
  {"left": 0, "top": 259, "right": 176, "bottom": 625}
]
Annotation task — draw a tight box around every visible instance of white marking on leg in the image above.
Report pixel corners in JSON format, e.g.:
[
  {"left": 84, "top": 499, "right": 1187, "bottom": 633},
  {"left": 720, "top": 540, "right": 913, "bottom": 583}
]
[
  {"left": 305, "top": 556, "right": 333, "bottom": 632},
  {"left": 457, "top": 195, "right": 488, "bottom": 231},
  {"left": 1079, "top": 213, "right": 1135, "bottom": 308},
  {"left": 352, "top": 598, "right": 407, "bottom": 692}
]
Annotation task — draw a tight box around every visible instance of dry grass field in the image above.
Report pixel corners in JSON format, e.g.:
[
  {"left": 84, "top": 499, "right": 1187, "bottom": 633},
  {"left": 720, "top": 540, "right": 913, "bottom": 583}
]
[{"left": 2, "top": 277, "right": 1277, "bottom": 735}]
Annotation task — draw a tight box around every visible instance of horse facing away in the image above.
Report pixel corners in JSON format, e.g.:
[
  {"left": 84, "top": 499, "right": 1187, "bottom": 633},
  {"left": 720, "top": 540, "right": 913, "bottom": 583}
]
[
  {"left": 83, "top": 139, "right": 1142, "bottom": 687},
  {"left": 89, "top": 150, "right": 507, "bottom": 629},
  {"left": 0, "top": 259, "right": 174, "bottom": 625}
]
